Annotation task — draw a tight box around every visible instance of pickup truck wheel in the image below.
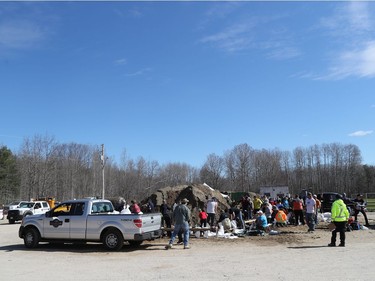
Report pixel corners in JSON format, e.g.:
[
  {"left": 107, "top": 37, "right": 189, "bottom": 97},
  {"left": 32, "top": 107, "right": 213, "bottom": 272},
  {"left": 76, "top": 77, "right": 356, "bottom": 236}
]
[
  {"left": 8, "top": 219, "right": 15, "bottom": 224},
  {"left": 102, "top": 229, "right": 124, "bottom": 251},
  {"left": 24, "top": 228, "right": 40, "bottom": 248}
]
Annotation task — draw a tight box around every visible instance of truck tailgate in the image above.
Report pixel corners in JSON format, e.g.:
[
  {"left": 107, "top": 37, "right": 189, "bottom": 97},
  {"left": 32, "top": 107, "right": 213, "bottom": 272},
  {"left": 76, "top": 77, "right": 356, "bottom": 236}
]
[{"left": 139, "top": 213, "right": 162, "bottom": 233}]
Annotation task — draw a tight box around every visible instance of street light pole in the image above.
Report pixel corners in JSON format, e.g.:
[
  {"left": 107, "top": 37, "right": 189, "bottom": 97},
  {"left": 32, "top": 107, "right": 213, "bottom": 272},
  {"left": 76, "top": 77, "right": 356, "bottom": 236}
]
[{"left": 101, "top": 144, "right": 105, "bottom": 199}]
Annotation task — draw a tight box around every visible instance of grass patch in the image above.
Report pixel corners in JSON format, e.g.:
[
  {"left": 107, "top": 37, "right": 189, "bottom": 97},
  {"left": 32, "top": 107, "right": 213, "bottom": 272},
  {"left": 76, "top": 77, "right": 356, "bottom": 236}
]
[{"left": 365, "top": 198, "right": 375, "bottom": 211}]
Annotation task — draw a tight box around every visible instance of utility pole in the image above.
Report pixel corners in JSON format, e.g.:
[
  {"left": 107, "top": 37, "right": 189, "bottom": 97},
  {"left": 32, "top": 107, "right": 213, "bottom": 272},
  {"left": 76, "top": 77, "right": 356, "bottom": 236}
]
[{"left": 101, "top": 144, "right": 105, "bottom": 199}]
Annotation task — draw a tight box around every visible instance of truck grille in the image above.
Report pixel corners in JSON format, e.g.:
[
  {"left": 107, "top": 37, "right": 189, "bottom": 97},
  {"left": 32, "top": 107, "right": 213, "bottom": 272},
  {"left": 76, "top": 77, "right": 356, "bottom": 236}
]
[{"left": 8, "top": 210, "right": 20, "bottom": 216}]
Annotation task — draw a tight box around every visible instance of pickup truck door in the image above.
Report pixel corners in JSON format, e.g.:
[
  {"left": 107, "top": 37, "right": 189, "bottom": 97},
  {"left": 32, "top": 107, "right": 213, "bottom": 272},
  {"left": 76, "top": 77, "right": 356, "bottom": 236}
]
[
  {"left": 67, "top": 202, "right": 86, "bottom": 239},
  {"left": 43, "top": 202, "right": 86, "bottom": 239}
]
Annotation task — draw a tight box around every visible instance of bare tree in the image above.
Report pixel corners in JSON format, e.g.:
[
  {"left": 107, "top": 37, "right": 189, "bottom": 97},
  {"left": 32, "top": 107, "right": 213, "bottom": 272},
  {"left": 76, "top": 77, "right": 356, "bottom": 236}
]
[
  {"left": 200, "top": 153, "right": 225, "bottom": 189},
  {"left": 223, "top": 144, "right": 254, "bottom": 192},
  {"left": 18, "top": 134, "right": 58, "bottom": 200},
  {"left": 159, "top": 162, "right": 195, "bottom": 187},
  {"left": 7, "top": 135, "right": 373, "bottom": 204}
]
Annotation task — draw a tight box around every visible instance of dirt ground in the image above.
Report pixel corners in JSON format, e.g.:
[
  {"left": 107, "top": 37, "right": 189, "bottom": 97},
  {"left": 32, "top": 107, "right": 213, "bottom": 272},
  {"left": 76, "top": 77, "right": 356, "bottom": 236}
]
[{"left": 1, "top": 213, "right": 374, "bottom": 281}]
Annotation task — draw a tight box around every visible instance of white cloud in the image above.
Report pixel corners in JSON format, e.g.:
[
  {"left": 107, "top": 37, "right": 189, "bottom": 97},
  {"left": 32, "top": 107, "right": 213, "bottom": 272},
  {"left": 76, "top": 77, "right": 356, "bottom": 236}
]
[
  {"left": 319, "top": 2, "right": 373, "bottom": 38},
  {"left": 266, "top": 46, "right": 301, "bottom": 60},
  {"left": 348, "top": 130, "right": 373, "bottom": 137},
  {"left": 323, "top": 40, "right": 375, "bottom": 79},
  {"left": 124, "top": 67, "right": 152, "bottom": 77},
  {"left": 0, "top": 20, "right": 45, "bottom": 50},
  {"left": 196, "top": 2, "right": 242, "bottom": 31},
  {"left": 346, "top": 1, "right": 372, "bottom": 33},
  {"left": 314, "top": 2, "right": 375, "bottom": 80},
  {"left": 115, "top": 58, "right": 127, "bottom": 65},
  {"left": 205, "top": 2, "right": 242, "bottom": 19},
  {"left": 199, "top": 16, "right": 300, "bottom": 59},
  {"left": 199, "top": 22, "right": 255, "bottom": 52}
]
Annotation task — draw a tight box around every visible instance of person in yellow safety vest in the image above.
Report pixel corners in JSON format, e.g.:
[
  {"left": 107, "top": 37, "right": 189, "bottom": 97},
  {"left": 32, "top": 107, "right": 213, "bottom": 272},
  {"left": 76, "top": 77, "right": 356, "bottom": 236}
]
[
  {"left": 253, "top": 195, "right": 263, "bottom": 215},
  {"left": 328, "top": 194, "right": 349, "bottom": 247}
]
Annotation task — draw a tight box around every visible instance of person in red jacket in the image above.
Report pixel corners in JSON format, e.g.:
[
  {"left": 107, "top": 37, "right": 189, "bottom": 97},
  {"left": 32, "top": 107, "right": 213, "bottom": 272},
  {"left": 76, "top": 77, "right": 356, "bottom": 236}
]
[
  {"left": 292, "top": 194, "right": 305, "bottom": 226},
  {"left": 130, "top": 200, "right": 141, "bottom": 214},
  {"left": 199, "top": 208, "right": 208, "bottom": 228}
]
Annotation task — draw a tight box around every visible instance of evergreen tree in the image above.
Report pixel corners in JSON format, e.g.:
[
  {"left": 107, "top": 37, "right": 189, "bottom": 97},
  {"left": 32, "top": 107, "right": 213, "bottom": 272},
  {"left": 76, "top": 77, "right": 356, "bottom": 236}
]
[{"left": 0, "top": 146, "right": 20, "bottom": 204}]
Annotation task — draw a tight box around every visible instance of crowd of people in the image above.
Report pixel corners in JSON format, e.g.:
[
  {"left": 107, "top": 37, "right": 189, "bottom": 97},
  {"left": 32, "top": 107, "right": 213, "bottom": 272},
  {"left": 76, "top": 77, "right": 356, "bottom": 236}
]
[
  {"left": 118, "top": 192, "right": 370, "bottom": 249},
  {"left": 115, "top": 198, "right": 155, "bottom": 215},
  {"left": 159, "top": 194, "right": 309, "bottom": 249},
  {"left": 220, "top": 192, "right": 369, "bottom": 247},
  {"left": 231, "top": 193, "right": 320, "bottom": 232}
]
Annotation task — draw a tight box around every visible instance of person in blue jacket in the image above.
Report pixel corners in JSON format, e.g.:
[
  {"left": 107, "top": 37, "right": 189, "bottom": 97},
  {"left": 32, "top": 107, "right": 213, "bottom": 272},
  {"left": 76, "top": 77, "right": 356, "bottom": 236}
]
[{"left": 255, "top": 210, "right": 268, "bottom": 231}]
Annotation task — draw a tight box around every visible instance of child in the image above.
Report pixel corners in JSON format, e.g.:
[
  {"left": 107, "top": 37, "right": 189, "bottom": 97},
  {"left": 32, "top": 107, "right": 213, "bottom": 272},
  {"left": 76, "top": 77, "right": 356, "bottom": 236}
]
[{"left": 199, "top": 208, "right": 208, "bottom": 228}]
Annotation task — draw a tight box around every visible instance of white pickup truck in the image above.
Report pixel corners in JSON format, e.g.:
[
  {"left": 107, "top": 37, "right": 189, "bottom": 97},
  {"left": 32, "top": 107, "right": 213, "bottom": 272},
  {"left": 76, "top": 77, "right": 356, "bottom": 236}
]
[
  {"left": 19, "top": 198, "right": 162, "bottom": 251},
  {"left": 7, "top": 201, "right": 51, "bottom": 224}
]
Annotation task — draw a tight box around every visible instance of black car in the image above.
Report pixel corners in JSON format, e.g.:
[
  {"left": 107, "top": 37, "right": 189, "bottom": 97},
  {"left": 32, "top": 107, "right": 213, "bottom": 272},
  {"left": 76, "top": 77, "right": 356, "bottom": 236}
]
[{"left": 320, "top": 192, "right": 355, "bottom": 213}]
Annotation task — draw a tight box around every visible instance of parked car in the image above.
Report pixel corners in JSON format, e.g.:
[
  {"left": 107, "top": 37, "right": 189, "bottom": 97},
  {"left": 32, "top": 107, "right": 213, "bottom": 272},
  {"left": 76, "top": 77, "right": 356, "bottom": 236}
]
[{"left": 321, "top": 192, "right": 355, "bottom": 213}]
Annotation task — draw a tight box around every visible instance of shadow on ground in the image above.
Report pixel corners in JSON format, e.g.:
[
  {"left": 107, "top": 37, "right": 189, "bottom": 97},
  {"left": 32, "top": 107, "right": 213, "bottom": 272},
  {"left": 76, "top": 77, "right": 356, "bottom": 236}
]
[{"left": 0, "top": 242, "right": 166, "bottom": 253}]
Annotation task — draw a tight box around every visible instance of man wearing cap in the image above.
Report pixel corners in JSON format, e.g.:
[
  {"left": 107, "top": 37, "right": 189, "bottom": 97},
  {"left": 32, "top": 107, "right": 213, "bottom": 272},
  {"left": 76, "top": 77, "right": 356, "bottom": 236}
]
[
  {"left": 166, "top": 198, "right": 191, "bottom": 250},
  {"left": 328, "top": 194, "right": 349, "bottom": 247},
  {"left": 255, "top": 210, "right": 268, "bottom": 231}
]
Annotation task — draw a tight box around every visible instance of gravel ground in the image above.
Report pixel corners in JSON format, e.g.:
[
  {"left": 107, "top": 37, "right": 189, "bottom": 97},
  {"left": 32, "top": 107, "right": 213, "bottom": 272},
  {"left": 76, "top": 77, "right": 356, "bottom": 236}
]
[{"left": 1, "top": 213, "right": 374, "bottom": 281}]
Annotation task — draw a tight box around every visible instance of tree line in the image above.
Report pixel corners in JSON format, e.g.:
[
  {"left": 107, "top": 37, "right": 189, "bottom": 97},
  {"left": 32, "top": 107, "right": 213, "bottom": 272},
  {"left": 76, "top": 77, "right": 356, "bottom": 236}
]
[{"left": 1, "top": 134, "right": 375, "bottom": 205}]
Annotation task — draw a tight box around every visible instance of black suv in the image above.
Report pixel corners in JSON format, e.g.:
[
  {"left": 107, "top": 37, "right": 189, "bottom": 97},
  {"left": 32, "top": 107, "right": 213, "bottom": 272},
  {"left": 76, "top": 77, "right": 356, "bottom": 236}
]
[{"left": 320, "top": 192, "right": 355, "bottom": 213}]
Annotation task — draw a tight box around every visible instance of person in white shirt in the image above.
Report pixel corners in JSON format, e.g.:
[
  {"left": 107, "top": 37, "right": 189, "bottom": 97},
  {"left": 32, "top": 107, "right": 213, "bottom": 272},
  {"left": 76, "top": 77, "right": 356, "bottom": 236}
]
[
  {"left": 305, "top": 192, "right": 316, "bottom": 232},
  {"left": 206, "top": 197, "right": 218, "bottom": 227}
]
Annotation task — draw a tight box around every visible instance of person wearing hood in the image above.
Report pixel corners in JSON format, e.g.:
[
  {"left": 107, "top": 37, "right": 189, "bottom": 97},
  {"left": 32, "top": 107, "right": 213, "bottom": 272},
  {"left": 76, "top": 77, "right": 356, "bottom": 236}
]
[{"left": 328, "top": 194, "right": 349, "bottom": 247}]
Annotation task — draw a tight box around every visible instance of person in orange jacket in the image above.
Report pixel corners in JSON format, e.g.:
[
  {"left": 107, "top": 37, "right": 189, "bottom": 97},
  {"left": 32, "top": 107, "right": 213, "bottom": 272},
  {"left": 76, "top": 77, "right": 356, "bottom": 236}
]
[{"left": 275, "top": 208, "right": 288, "bottom": 227}]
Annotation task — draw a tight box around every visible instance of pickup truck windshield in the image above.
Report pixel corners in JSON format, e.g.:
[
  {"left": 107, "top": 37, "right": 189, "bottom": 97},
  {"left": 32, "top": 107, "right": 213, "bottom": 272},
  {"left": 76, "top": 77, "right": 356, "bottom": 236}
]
[{"left": 19, "top": 202, "right": 33, "bottom": 208}]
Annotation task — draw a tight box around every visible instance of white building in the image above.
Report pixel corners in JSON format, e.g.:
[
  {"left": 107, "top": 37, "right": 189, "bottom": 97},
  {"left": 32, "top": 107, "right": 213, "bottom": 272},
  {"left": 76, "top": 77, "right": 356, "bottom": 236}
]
[{"left": 259, "top": 186, "right": 289, "bottom": 199}]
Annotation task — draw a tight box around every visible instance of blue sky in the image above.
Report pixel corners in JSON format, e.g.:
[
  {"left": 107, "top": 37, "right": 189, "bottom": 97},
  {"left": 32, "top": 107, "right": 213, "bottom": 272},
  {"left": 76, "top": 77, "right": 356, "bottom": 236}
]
[{"left": 1, "top": 1, "right": 374, "bottom": 167}]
